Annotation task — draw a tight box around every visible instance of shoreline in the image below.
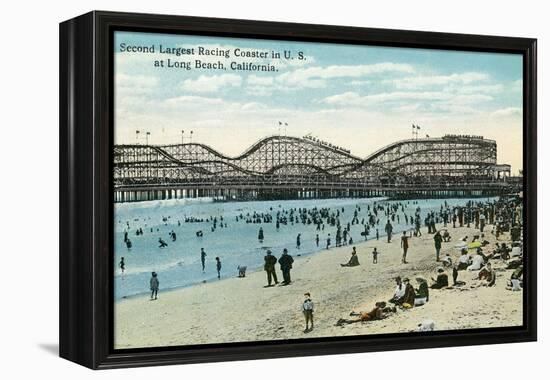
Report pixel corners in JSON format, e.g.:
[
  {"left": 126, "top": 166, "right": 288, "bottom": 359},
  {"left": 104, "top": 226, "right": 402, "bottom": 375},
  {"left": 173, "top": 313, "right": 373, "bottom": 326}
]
[
  {"left": 115, "top": 220, "right": 522, "bottom": 349},
  {"left": 116, "top": 232, "right": 397, "bottom": 300},
  {"left": 114, "top": 196, "right": 500, "bottom": 300}
]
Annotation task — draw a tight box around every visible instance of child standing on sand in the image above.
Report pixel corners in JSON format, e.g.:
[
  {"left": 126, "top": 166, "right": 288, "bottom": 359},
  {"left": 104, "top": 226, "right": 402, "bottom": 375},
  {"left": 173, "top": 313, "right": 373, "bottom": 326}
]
[
  {"left": 372, "top": 248, "right": 378, "bottom": 264},
  {"left": 302, "top": 293, "right": 314, "bottom": 333}
]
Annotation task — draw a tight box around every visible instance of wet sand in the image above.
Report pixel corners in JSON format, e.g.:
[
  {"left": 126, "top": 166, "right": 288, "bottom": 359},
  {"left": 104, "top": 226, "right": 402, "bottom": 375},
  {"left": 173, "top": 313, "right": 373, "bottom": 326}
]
[{"left": 114, "top": 223, "right": 522, "bottom": 348}]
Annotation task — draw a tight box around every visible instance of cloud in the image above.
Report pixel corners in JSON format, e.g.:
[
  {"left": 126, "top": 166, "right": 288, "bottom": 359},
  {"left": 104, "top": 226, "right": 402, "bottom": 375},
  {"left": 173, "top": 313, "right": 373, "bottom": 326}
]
[
  {"left": 276, "top": 62, "right": 414, "bottom": 89},
  {"left": 321, "top": 91, "right": 452, "bottom": 106},
  {"left": 164, "top": 95, "right": 225, "bottom": 107},
  {"left": 244, "top": 62, "right": 415, "bottom": 95},
  {"left": 490, "top": 107, "right": 522, "bottom": 118},
  {"left": 115, "top": 74, "right": 158, "bottom": 95},
  {"left": 387, "top": 72, "right": 489, "bottom": 89},
  {"left": 247, "top": 75, "right": 274, "bottom": 86},
  {"left": 320, "top": 90, "right": 494, "bottom": 119},
  {"left": 451, "top": 84, "right": 503, "bottom": 94},
  {"left": 180, "top": 74, "right": 242, "bottom": 93}
]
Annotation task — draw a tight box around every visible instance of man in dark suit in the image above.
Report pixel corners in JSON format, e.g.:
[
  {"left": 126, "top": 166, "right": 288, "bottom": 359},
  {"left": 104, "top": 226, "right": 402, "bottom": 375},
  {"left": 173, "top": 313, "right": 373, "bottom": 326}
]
[
  {"left": 264, "top": 250, "right": 278, "bottom": 286},
  {"left": 278, "top": 248, "right": 294, "bottom": 285}
]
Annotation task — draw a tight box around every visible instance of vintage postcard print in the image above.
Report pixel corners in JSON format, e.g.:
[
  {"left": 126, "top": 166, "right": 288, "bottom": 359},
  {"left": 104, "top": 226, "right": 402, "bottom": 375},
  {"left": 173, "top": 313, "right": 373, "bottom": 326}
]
[{"left": 113, "top": 31, "right": 524, "bottom": 349}]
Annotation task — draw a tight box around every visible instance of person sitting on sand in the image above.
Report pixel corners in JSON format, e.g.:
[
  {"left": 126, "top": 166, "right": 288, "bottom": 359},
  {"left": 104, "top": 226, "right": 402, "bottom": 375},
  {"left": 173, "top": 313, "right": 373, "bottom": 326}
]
[
  {"left": 491, "top": 243, "right": 509, "bottom": 260},
  {"left": 401, "top": 278, "right": 416, "bottom": 308},
  {"left": 477, "top": 262, "right": 496, "bottom": 287},
  {"left": 441, "top": 253, "right": 453, "bottom": 268},
  {"left": 335, "top": 301, "right": 391, "bottom": 326},
  {"left": 237, "top": 265, "right": 247, "bottom": 278},
  {"left": 442, "top": 230, "right": 451, "bottom": 242},
  {"left": 414, "top": 278, "right": 429, "bottom": 306},
  {"left": 506, "top": 265, "right": 523, "bottom": 291},
  {"left": 467, "top": 251, "right": 485, "bottom": 271},
  {"left": 431, "top": 268, "right": 449, "bottom": 289},
  {"left": 341, "top": 247, "right": 360, "bottom": 267},
  {"left": 506, "top": 258, "right": 522, "bottom": 270},
  {"left": 457, "top": 249, "right": 471, "bottom": 270},
  {"left": 389, "top": 277, "right": 406, "bottom": 305}
]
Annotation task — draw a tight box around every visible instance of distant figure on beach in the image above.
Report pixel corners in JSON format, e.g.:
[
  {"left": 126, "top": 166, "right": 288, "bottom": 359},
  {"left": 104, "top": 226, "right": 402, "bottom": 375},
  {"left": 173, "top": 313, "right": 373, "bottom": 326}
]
[
  {"left": 315, "top": 234, "right": 319, "bottom": 247},
  {"left": 376, "top": 229, "right": 379, "bottom": 240},
  {"left": 264, "top": 250, "right": 278, "bottom": 286},
  {"left": 341, "top": 247, "right": 360, "bottom": 267},
  {"left": 296, "top": 233, "right": 301, "bottom": 249},
  {"left": 326, "top": 234, "right": 331, "bottom": 250},
  {"left": 385, "top": 221, "right": 393, "bottom": 243},
  {"left": 434, "top": 230, "right": 443, "bottom": 262},
  {"left": 258, "top": 227, "right": 264, "bottom": 242},
  {"left": 237, "top": 265, "right": 247, "bottom": 278},
  {"left": 278, "top": 248, "right": 294, "bottom": 285},
  {"left": 150, "top": 272, "right": 159, "bottom": 300},
  {"left": 126, "top": 239, "right": 132, "bottom": 249},
  {"left": 119, "top": 257, "right": 125, "bottom": 274},
  {"left": 215, "top": 257, "right": 222, "bottom": 279},
  {"left": 479, "top": 212, "right": 486, "bottom": 232},
  {"left": 442, "top": 229, "right": 451, "bottom": 242},
  {"left": 372, "top": 247, "right": 378, "bottom": 264},
  {"left": 196, "top": 230, "right": 203, "bottom": 237},
  {"left": 430, "top": 268, "right": 449, "bottom": 289},
  {"left": 302, "top": 292, "right": 314, "bottom": 333},
  {"left": 400, "top": 231, "right": 409, "bottom": 264},
  {"left": 158, "top": 238, "right": 168, "bottom": 248},
  {"left": 201, "top": 248, "right": 207, "bottom": 272}
]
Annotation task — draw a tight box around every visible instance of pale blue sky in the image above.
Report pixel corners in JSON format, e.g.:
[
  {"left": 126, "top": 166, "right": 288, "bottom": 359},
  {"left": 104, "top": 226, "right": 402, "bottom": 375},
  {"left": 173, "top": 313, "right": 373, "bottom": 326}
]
[{"left": 114, "top": 31, "right": 523, "bottom": 173}]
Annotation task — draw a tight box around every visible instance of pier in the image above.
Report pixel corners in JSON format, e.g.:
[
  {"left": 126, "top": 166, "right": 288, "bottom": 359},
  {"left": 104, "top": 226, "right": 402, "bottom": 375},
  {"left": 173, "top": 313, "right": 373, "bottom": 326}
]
[{"left": 114, "top": 134, "right": 519, "bottom": 202}]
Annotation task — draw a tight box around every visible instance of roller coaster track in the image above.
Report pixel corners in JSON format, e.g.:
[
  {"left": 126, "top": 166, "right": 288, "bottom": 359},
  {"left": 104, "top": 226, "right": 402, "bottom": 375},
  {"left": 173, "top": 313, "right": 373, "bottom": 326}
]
[{"left": 114, "top": 135, "right": 514, "bottom": 197}]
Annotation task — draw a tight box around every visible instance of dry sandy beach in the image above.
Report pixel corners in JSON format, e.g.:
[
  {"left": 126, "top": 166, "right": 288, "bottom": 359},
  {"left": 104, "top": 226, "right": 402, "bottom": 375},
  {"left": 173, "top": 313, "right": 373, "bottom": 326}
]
[{"left": 114, "top": 223, "right": 522, "bottom": 349}]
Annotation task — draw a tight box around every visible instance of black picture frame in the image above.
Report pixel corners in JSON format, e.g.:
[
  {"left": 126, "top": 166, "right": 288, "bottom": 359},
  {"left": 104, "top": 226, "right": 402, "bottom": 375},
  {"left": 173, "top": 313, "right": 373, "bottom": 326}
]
[{"left": 59, "top": 10, "right": 537, "bottom": 369}]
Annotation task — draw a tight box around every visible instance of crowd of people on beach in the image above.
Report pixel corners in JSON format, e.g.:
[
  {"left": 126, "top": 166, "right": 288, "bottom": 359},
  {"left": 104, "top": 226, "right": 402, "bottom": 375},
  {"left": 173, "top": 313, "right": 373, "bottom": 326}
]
[
  {"left": 118, "top": 194, "right": 523, "bottom": 335},
  {"left": 331, "top": 195, "right": 524, "bottom": 331}
]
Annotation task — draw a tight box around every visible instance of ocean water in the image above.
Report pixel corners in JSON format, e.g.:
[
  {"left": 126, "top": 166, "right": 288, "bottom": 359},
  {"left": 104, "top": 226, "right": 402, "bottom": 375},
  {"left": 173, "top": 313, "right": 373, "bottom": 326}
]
[{"left": 114, "top": 197, "right": 493, "bottom": 299}]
